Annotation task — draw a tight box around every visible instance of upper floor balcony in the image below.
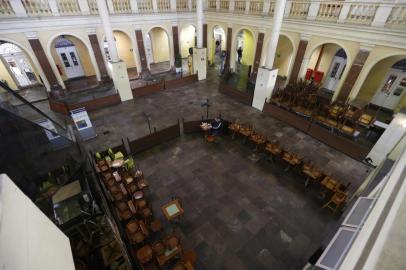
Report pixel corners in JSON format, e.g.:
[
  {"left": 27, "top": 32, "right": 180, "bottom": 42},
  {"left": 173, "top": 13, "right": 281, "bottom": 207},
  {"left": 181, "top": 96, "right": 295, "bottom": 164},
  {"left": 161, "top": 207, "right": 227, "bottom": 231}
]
[{"left": 0, "top": 0, "right": 405, "bottom": 30}]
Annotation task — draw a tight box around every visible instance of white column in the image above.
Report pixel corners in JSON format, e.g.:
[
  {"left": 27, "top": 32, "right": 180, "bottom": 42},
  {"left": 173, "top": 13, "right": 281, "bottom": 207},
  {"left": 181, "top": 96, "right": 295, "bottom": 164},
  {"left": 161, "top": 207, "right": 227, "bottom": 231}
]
[
  {"left": 96, "top": 0, "right": 132, "bottom": 101},
  {"left": 252, "top": 0, "right": 286, "bottom": 111},
  {"left": 9, "top": 0, "right": 28, "bottom": 17},
  {"left": 152, "top": 0, "right": 158, "bottom": 12},
  {"left": 265, "top": 0, "right": 286, "bottom": 68},
  {"left": 284, "top": 0, "right": 292, "bottom": 18},
  {"left": 188, "top": 0, "right": 192, "bottom": 11},
  {"left": 48, "top": 0, "right": 60, "bottom": 16},
  {"left": 263, "top": 0, "right": 270, "bottom": 16},
  {"left": 244, "top": 0, "right": 249, "bottom": 14},
  {"left": 371, "top": 3, "right": 394, "bottom": 27},
  {"left": 106, "top": 0, "right": 115, "bottom": 13},
  {"left": 170, "top": 0, "right": 176, "bottom": 11},
  {"left": 229, "top": 0, "right": 235, "bottom": 12},
  {"left": 307, "top": 0, "right": 320, "bottom": 20},
  {"left": 196, "top": 0, "right": 203, "bottom": 48},
  {"left": 338, "top": 2, "right": 351, "bottom": 23},
  {"left": 130, "top": 0, "right": 139, "bottom": 12},
  {"left": 78, "top": 0, "right": 91, "bottom": 15},
  {"left": 97, "top": 0, "right": 119, "bottom": 62}
]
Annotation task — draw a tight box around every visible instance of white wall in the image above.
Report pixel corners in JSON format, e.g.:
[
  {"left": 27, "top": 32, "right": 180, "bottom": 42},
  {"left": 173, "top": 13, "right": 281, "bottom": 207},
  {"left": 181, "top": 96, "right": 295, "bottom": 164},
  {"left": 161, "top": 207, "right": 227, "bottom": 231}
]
[{"left": 0, "top": 174, "right": 75, "bottom": 270}]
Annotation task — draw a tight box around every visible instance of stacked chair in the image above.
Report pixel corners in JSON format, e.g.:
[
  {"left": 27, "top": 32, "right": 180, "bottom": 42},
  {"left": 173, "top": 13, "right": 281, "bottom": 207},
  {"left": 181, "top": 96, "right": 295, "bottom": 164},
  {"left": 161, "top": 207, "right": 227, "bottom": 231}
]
[
  {"left": 228, "top": 121, "right": 349, "bottom": 214},
  {"left": 93, "top": 147, "right": 197, "bottom": 269}
]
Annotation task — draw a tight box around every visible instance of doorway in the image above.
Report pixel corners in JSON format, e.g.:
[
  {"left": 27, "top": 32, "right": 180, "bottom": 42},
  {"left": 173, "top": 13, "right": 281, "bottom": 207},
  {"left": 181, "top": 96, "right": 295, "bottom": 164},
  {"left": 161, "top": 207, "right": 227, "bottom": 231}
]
[
  {"left": 55, "top": 38, "right": 85, "bottom": 79},
  {"left": 0, "top": 42, "right": 37, "bottom": 88},
  {"left": 324, "top": 50, "right": 347, "bottom": 92},
  {"left": 371, "top": 69, "right": 406, "bottom": 110}
]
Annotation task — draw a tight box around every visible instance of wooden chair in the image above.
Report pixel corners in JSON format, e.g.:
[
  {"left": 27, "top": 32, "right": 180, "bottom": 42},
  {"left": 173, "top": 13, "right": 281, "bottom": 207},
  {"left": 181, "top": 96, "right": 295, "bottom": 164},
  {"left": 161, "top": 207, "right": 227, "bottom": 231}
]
[
  {"left": 323, "top": 190, "right": 347, "bottom": 213},
  {"left": 136, "top": 245, "right": 153, "bottom": 265},
  {"left": 149, "top": 219, "right": 164, "bottom": 234},
  {"left": 152, "top": 241, "right": 165, "bottom": 257}
]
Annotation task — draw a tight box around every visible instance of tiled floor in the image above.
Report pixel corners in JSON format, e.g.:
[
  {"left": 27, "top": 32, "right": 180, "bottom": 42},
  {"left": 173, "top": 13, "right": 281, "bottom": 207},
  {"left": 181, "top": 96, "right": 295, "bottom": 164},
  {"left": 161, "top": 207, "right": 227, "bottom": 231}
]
[
  {"left": 135, "top": 134, "right": 339, "bottom": 270},
  {"left": 10, "top": 67, "right": 373, "bottom": 269}
]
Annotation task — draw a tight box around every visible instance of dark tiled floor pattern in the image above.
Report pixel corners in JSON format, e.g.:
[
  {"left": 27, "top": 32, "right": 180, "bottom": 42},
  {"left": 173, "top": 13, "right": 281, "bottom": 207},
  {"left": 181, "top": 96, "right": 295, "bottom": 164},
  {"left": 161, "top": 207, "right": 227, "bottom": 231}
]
[
  {"left": 11, "top": 67, "right": 372, "bottom": 269},
  {"left": 136, "top": 134, "right": 337, "bottom": 270}
]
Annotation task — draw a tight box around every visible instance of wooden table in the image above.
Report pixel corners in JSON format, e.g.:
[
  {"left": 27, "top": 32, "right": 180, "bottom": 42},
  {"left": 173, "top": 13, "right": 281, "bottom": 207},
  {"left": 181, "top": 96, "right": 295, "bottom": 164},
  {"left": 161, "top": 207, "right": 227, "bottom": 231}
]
[
  {"left": 156, "top": 245, "right": 182, "bottom": 267},
  {"left": 161, "top": 199, "right": 184, "bottom": 222}
]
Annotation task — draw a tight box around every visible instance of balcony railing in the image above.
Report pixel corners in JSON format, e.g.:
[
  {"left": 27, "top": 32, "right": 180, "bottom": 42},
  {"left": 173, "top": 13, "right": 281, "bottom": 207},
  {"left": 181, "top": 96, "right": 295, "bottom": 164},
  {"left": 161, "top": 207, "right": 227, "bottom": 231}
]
[{"left": 0, "top": 0, "right": 404, "bottom": 29}]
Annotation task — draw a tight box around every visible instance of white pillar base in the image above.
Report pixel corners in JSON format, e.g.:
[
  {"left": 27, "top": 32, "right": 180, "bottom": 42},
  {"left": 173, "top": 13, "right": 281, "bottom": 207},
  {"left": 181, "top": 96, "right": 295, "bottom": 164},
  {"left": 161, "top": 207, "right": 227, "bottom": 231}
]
[
  {"left": 193, "top": 47, "right": 207, "bottom": 80},
  {"left": 109, "top": 61, "right": 133, "bottom": 101},
  {"left": 252, "top": 67, "right": 278, "bottom": 111},
  {"left": 366, "top": 110, "right": 406, "bottom": 166}
]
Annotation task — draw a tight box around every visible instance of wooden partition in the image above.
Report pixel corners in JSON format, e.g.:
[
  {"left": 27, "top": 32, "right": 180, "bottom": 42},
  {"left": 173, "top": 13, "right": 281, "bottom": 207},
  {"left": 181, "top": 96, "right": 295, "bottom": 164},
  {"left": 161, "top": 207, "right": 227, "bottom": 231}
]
[
  {"left": 128, "top": 121, "right": 180, "bottom": 154},
  {"left": 49, "top": 94, "right": 121, "bottom": 115},
  {"left": 165, "top": 74, "right": 198, "bottom": 90},
  {"left": 132, "top": 74, "right": 198, "bottom": 98},
  {"left": 131, "top": 81, "right": 165, "bottom": 97},
  {"left": 263, "top": 102, "right": 370, "bottom": 161},
  {"left": 219, "top": 82, "right": 253, "bottom": 106},
  {"left": 263, "top": 103, "right": 311, "bottom": 132}
]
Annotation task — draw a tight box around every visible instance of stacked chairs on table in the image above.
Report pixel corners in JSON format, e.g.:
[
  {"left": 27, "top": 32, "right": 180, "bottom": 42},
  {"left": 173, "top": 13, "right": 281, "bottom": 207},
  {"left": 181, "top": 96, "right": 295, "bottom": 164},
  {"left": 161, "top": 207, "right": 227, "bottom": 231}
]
[
  {"left": 227, "top": 121, "right": 350, "bottom": 214},
  {"left": 93, "top": 148, "right": 196, "bottom": 269}
]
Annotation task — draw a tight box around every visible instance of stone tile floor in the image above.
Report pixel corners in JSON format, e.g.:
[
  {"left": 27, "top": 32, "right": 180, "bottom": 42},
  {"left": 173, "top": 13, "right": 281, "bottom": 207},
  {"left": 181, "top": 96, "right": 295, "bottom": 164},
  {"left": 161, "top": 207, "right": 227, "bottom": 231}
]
[
  {"left": 136, "top": 134, "right": 339, "bottom": 270},
  {"left": 10, "top": 67, "right": 373, "bottom": 269}
]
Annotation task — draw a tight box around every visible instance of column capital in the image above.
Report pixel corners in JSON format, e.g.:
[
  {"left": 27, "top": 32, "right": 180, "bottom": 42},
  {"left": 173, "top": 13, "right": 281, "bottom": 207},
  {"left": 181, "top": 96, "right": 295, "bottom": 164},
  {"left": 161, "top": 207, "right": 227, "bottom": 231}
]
[
  {"left": 258, "top": 28, "right": 267, "bottom": 34},
  {"left": 227, "top": 23, "right": 233, "bottom": 28},
  {"left": 24, "top": 31, "right": 38, "bottom": 40},
  {"left": 300, "top": 33, "right": 311, "bottom": 41},
  {"left": 360, "top": 43, "right": 375, "bottom": 52},
  {"left": 171, "top": 22, "right": 179, "bottom": 27},
  {"left": 133, "top": 24, "right": 143, "bottom": 30},
  {"left": 86, "top": 27, "right": 97, "bottom": 35}
]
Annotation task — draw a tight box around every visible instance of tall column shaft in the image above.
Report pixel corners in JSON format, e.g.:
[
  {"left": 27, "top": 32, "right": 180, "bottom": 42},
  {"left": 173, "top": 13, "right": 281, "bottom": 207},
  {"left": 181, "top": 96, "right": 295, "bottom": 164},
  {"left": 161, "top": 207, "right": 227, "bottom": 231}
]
[
  {"left": 265, "top": 0, "right": 286, "bottom": 68},
  {"left": 96, "top": 0, "right": 119, "bottom": 62},
  {"left": 196, "top": 0, "right": 203, "bottom": 48}
]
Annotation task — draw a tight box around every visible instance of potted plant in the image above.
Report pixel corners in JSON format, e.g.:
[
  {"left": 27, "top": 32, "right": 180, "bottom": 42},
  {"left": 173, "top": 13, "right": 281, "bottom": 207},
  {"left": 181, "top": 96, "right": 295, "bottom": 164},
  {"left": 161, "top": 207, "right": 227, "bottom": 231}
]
[{"left": 175, "top": 53, "right": 182, "bottom": 73}]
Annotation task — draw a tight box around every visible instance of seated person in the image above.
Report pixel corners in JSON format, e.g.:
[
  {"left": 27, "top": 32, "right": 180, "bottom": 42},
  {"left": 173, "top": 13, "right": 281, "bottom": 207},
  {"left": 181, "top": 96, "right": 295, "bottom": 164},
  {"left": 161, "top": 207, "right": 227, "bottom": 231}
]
[{"left": 210, "top": 117, "right": 223, "bottom": 136}]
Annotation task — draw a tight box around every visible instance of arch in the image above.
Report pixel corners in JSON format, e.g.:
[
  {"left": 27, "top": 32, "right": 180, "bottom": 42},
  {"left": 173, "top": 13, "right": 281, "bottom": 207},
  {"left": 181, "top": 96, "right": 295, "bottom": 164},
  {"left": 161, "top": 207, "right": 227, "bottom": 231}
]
[
  {"left": 102, "top": 30, "right": 138, "bottom": 71},
  {"left": 355, "top": 54, "right": 406, "bottom": 112},
  {"left": 232, "top": 27, "right": 256, "bottom": 67},
  {"left": 179, "top": 24, "right": 196, "bottom": 58},
  {"left": 261, "top": 33, "right": 297, "bottom": 84},
  {"left": 304, "top": 42, "right": 349, "bottom": 95},
  {"left": 210, "top": 25, "right": 226, "bottom": 63},
  {"left": 0, "top": 39, "right": 45, "bottom": 90},
  {"left": 146, "top": 26, "right": 172, "bottom": 73},
  {"left": 0, "top": 37, "right": 49, "bottom": 90},
  {"left": 47, "top": 32, "right": 101, "bottom": 87}
]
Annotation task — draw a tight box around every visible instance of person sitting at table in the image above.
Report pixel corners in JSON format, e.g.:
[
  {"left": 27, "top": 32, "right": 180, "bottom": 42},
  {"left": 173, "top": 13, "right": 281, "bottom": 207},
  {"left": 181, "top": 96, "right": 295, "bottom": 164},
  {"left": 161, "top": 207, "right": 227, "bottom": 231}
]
[{"left": 210, "top": 117, "right": 223, "bottom": 136}]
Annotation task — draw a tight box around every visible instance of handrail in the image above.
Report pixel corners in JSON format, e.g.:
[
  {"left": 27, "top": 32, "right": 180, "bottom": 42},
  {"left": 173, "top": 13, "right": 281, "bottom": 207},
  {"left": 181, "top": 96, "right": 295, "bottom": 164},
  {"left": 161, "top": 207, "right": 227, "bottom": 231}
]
[{"left": 0, "top": 81, "right": 67, "bottom": 131}]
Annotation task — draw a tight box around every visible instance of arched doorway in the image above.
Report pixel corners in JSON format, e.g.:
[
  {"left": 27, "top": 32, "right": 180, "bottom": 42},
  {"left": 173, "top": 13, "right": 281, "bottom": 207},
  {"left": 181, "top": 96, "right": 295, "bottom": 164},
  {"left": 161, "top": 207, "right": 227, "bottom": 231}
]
[
  {"left": 103, "top": 30, "right": 138, "bottom": 78},
  {"left": 306, "top": 43, "right": 348, "bottom": 94},
  {"left": 356, "top": 56, "right": 406, "bottom": 112},
  {"left": 146, "top": 27, "right": 171, "bottom": 74},
  {"left": 180, "top": 25, "right": 196, "bottom": 58},
  {"left": 50, "top": 35, "right": 96, "bottom": 82},
  {"left": 261, "top": 34, "right": 294, "bottom": 85},
  {"left": 211, "top": 25, "right": 226, "bottom": 69},
  {"left": 0, "top": 42, "right": 39, "bottom": 89},
  {"left": 235, "top": 29, "right": 255, "bottom": 68}
]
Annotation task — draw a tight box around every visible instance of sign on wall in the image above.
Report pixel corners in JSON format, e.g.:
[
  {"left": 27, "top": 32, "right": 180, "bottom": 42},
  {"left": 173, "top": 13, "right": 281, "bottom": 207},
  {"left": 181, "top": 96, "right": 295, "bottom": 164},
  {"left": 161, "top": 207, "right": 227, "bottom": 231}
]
[{"left": 70, "top": 108, "right": 97, "bottom": 141}]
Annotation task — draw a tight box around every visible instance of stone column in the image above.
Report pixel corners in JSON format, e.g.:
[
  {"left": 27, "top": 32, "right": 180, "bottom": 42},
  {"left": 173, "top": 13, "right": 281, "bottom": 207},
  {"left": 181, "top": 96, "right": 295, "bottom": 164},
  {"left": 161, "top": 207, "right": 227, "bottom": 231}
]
[
  {"left": 135, "top": 29, "right": 149, "bottom": 73},
  {"left": 96, "top": 0, "right": 132, "bottom": 101},
  {"left": 251, "top": 32, "right": 265, "bottom": 81},
  {"left": 193, "top": 0, "right": 207, "bottom": 80},
  {"left": 289, "top": 39, "right": 308, "bottom": 84},
  {"left": 336, "top": 48, "right": 371, "bottom": 102},
  {"left": 26, "top": 33, "right": 61, "bottom": 92},
  {"left": 252, "top": 0, "right": 286, "bottom": 111},
  {"left": 265, "top": 0, "right": 286, "bottom": 69},
  {"left": 172, "top": 24, "right": 180, "bottom": 57},
  {"left": 225, "top": 27, "right": 232, "bottom": 69},
  {"left": 87, "top": 32, "right": 109, "bottom": 81}
]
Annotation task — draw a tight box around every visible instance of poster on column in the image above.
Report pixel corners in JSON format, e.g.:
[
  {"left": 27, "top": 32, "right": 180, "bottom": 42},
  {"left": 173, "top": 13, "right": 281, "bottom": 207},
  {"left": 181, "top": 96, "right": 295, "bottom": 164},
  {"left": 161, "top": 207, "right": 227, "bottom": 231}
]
[
  {"left": 70, "top": 107, "right": 97, "bottom": 141},
  {"left": 35, "top": 119, "right": 71, "bottom": 150}
]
